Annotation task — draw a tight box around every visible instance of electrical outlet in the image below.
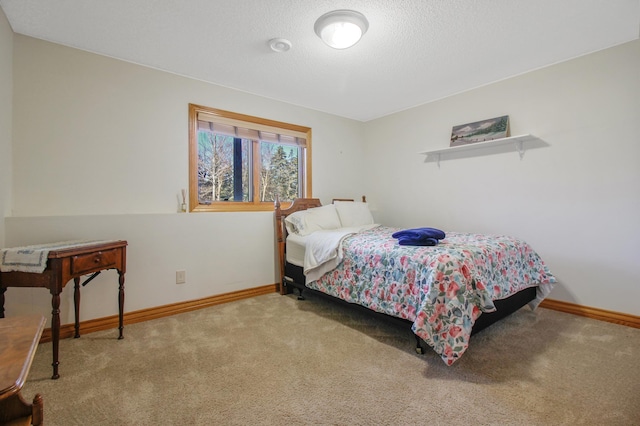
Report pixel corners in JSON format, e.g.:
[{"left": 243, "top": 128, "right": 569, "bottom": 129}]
[{"left": 176, "top": 270, "right": 186, "bottom": 284}]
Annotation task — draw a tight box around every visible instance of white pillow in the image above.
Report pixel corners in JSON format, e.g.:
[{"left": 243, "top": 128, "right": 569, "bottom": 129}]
[
  {"left": 334, "top": 201, "right": 374, "bottom": 227},
  {"left": 284, "top": 204, "right": 342, "bottom": 236},
  {"left": 284, "top": 210, "right": 304, "bottom": 235}
]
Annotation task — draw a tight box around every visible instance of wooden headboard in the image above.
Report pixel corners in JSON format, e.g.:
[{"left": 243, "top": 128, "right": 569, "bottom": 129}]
[
  {"left": 274, "top": 198, "right": 321, "bottom": 294},
  {"left": 274, "top": 196, "right": 365, "bottom": 295}
]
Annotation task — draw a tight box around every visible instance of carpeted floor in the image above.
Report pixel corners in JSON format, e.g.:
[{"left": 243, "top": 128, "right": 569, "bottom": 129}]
[{"left": 21, "top": 292, "right": 640, "bottom": 425}]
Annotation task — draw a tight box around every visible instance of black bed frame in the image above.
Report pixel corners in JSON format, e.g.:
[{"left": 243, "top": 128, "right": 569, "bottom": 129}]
[{"left": 275, "top": 197, "right": 537, "bottom": 355}]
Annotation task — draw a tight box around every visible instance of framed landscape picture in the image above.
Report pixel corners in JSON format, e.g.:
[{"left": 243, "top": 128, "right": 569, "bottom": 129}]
[{"left": 450, "top": 115, "right": 510, "bottom": 147}]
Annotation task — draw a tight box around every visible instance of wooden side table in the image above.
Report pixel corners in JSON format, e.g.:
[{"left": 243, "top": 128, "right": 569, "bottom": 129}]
[
  {"left": 0, "top": 240, "right": 128, "bottom": 379},
  {"left": 0, "top": 315, "right": 45, "bottom": 426}
]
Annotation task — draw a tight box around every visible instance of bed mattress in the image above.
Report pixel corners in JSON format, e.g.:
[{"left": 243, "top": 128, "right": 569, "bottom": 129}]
[{"left": 285, "top": 233, "right": 308, "bottom": 267}]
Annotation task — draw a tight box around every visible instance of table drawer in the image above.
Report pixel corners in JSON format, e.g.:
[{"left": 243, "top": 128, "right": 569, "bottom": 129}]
[{"left": 71, "top": 249, "right": 118, "bottom": 275}]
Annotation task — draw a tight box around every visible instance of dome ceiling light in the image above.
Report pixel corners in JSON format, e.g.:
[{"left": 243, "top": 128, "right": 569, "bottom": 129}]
[{"left": 314, "top": 10, "right": 369, "bottom": 49}]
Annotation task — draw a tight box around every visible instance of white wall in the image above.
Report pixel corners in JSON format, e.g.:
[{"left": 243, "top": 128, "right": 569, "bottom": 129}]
[
  {"left": 11, "top": 36, "right": 366, "bottom": 216},
  {"left": 0, "top": 8, "right": 12, "bottom": 246},
  {"left": 4, "top": 35, "right": 367, "bottom": 324},
  {"left": 364, "top": 40, "right": 640, "bottom": 316},
  {"left": 5, "top": 33, "right": 639, "bottom": 323}
]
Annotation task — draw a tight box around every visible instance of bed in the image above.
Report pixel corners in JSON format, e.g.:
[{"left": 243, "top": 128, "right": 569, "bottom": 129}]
[{"left": 274, "top": 197, "right": 556, "bottom": 365}]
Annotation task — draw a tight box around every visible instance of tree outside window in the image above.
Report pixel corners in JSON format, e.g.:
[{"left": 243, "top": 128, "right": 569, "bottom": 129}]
[{"left": 189, "top": 104, "right": 311, "bottom": 212}]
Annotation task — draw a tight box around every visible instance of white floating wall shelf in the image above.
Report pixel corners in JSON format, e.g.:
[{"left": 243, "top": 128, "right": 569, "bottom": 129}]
[{"left": 420, "top": 134, "right": 539, "bottom": 167}]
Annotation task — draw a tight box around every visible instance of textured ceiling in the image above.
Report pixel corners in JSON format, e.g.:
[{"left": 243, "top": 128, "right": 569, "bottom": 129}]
[{"left": 1, "top": 0, "right": 639, "bottom": 121}]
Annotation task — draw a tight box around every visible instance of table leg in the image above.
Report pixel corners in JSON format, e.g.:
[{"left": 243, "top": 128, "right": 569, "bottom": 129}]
[
  {"left": 74, "top": 277, "right": 81, "bottom": 338},
  {"left": 32, "top": 393, "right": 44, "bottom": 426},
  {"left": 51, "top": 292, "right": 61, "bottom": 380},
  {"left": 0, "top": 286, "right": 5, "bottom": 318},
  {"left": 118, "top": 270, "right": 125, "bottom": 339}
]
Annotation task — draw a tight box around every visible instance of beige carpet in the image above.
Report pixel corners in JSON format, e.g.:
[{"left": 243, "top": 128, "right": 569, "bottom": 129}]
[{"left": 22, "top": 291, "right": 640, "bottom": 425}]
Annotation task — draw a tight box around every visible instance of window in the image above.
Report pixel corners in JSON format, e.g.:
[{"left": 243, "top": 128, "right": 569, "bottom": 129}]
[{"left": 188, "top": 104, "right": 312, "bottom": 212}]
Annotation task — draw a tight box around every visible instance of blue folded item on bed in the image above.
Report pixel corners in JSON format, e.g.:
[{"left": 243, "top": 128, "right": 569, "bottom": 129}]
[
  {"left": 392, "top": 227, "right": 446, "bottom": 246},
  {"left": 392, "top": 227, "right": 446, "bottom": 240},
  {"left": 397, "top": 236, "right": 439, "bottom": 246}
]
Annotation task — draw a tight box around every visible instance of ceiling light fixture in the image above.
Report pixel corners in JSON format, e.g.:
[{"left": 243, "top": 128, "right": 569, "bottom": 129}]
[
  {"left": 269, "top": 38, "right": 292, "bottom": 52},
  {"left": 314, "top": 10, "right": 369, "bottom": 49}
]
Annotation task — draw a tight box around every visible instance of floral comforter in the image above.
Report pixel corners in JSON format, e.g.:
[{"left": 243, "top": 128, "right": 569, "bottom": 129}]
[{"left": 305, "top": 226, "right": 556, "bottom": 365}]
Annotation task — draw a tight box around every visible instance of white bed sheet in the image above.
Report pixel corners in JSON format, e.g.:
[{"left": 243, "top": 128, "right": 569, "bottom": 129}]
[
  {"left": 286, "top": 224, "right": 379, "bottom": 277},
  {"left": 285, "top": 233, "right": 308, "bottom": 267}
]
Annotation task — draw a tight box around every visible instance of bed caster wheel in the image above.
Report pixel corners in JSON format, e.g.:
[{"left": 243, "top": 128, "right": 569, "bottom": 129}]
[{"left": 414, "top": 336, "right": 424, "bottom": 354}]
